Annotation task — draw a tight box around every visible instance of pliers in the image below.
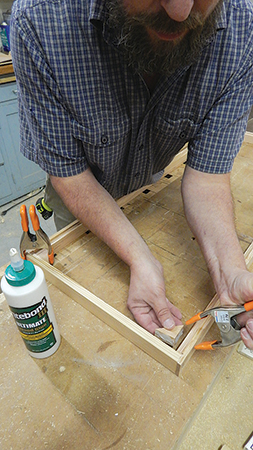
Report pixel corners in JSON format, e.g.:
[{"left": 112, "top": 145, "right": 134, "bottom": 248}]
[
  {"left": 20, "top": 204, "right": 54, "bottom": 265},
  {"left": 186, "top": 301, "right": 253, "bottom": 350}
]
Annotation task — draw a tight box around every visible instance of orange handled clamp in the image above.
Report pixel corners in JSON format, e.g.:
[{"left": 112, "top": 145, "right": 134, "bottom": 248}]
[
  {"left": 20, "top": 204, "right": 37, "bottom": 258},
  {"left": 20, "top": 204, "right": 54, "bottom": 265},
  {"left": 186, "top": 301, "right": 253, "bottom": 350}
]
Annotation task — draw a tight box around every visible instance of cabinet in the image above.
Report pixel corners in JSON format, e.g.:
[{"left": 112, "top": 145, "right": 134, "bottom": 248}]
[{"left": 0, "top": 82, "right": 46, "bottom": 206}]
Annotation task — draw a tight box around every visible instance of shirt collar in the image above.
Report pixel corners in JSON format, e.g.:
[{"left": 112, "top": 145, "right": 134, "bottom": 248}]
[
  {"left": 215, "top": 0, "right": 227, "bottom": 31},
  {"left": 89, "top": 0, "right": 108, "bottom": 25}
]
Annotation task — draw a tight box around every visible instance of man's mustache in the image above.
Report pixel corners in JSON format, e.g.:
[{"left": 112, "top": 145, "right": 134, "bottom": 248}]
[{"left": 131, "top": 9, "right": 204, "bottom": 35}]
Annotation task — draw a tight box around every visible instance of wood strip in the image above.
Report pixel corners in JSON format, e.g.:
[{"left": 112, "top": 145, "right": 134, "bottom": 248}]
[
  {"left": 0, "top": 62, "right": 13, "bottom": 76},
  {"left": 0, "top": 53, "right": 12, "bottom": 64},
  {"left": 27, "top": 253, "right": 182, "bottom": 374},
  {"left": 0, "top": 75, "right": 16, "bottom": 84},
  {"left": 155, "top": 325, "right": 184, "bottom": 347}
]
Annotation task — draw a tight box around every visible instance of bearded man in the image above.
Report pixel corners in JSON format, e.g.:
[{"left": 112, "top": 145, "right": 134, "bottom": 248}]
[{"left": 11, "top": 0, "right": 253, "bottom": 349}]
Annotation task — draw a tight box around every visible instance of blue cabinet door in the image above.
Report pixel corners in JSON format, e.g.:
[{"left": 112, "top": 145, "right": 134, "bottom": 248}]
[
  {"left": 0, "top": 136, "right": 13, "bottom": 203},
  {"left": 0, "top": 83, "right": 46, "bottom": 206}
]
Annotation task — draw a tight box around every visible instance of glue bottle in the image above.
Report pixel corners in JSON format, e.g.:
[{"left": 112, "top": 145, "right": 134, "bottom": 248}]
[{"left": 1, "top": 248, "right": 61, "bottom": 358}]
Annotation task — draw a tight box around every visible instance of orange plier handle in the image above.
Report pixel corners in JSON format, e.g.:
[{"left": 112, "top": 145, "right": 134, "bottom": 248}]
[
  {"left": 29, "top": 204, "right": 41, "bottom": 231},
  {"left": 20, "top": 204, "right": 30, "bottom": 233},
  {"left": 20, "top": 204, "right": 37, "bottom": 259}
]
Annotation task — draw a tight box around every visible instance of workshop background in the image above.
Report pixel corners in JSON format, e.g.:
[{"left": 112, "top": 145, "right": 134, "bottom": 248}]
[{"left": 1, "top": 1, "right": 253, "bottom": 449}]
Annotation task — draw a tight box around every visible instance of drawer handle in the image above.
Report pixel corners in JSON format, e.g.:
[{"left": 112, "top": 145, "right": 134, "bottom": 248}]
[{"left": 12, "top": 90, "right": 18, "bottom": 95}]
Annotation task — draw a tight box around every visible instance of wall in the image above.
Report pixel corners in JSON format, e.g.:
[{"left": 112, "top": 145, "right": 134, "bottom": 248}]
[
  {"left": 0, "top": 1, "right": 13, "bottom": 12},
  {"left": 0, "top": 0, "right": 13, "bottom": 22}
]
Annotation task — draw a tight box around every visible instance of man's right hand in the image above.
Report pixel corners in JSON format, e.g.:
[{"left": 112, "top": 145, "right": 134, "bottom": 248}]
[{"left": 127, "top": 256, "right": 183, "bottom": 334}]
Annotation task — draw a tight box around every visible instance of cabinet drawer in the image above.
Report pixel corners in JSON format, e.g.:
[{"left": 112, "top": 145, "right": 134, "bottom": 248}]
[{"left": 0, "top": 82, "right": 18, "bottom": 103}]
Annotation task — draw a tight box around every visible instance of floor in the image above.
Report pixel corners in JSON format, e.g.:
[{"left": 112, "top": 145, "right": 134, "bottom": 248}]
[{"left": 0, "top": 186, "right": 57, "bottom": 268}]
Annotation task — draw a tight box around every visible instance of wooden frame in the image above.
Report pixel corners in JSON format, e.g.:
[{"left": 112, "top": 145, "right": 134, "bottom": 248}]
[
  {"left": 27, "top": 144, "right": 253, "bottom": 375},
  {"left": 28, "top": 242, "right": 253, "bottom": 376}
]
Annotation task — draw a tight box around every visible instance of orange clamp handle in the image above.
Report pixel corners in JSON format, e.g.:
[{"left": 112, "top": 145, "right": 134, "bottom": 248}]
[
  {"left": 20, "top": 204, "right": 29, "bottom": 232},
  {"left": 29, "top": 205, "right": 40, "bottom": 231},
  {"left": 185, "top": 311, "right": 204, "bottom": 325},
  {"left": 48, "top": 249, "right": 54, "bottom": 265},
  {"left": 194, "top": 340, "right": 217, "bottom": 350},
  {"left": 244, "top": 300, "right": 253, "bottom": 312}
]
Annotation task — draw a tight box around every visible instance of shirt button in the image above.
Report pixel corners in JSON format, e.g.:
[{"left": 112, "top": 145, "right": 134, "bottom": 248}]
[
  {"left": 101, "top": 135, "right": 108, "bottom": 144},
  {"left": 134, "top": 172, "right": 141, "bottom": 177},
  {"left": 179, "top": 131, "right": 186, "bottom": 139}
]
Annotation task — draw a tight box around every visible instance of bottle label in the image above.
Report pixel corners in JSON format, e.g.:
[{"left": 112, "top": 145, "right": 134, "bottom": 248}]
[{"left": 9, "top": 296, "right": 56, "bottom": 353}]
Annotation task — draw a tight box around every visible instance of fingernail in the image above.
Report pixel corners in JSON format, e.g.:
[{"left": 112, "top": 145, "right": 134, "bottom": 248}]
[
  {"left": 163, "top": 318, "right": 175, "bottom": 330},
  {"left": 241, "top": 328, "right": 250, "bottom": 340},
  {"left": 246, "top": 320, "right": 253, "bottom": 332}
]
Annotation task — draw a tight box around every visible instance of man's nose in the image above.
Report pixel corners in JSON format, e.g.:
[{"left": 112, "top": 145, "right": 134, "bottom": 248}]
[{"left": 160, "top": 0, "right": 194, "bottom": 22}]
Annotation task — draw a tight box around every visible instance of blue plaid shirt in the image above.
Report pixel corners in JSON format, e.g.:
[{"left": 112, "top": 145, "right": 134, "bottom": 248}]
[{"left": 11, "top": 0, "right": 253, "bottom": 198}]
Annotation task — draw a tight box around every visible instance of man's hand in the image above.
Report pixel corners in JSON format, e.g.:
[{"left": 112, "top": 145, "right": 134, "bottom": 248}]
[
  {"left": 127, "top": 256, "right": 182, "bottom": 334},
  {"left": 181, "top": 165, "right": 253, "bottom": 350},
  {"left": 219, "top": 269, "right": 253, "bottom": 349}
]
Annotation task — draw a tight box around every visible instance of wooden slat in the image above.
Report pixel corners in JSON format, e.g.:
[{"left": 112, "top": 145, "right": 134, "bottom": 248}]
[
  {"left": 155, "top": 325, "right": 184, "bottom": 347},
  {"left": 0, "top": 53, "right": 12, "bottom": 64},
  {"left": 0, "top": 62, "right": 14, "bottom": 76},
  {"left": 0, "top": 74, "right": 16, "bottom": 84}
]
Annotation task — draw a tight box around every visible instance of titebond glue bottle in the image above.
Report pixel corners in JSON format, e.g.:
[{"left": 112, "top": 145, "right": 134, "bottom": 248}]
[{"left": 1, "top": 248, "right": 61, "bottom": 358}]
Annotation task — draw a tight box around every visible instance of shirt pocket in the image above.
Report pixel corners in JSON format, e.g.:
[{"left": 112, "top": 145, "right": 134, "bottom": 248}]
[
  {"left": 155, "top": 116, "right": 200, "bottom": 142},
  {"left": 71, "top": 117, "right": 131, "bottom": 172}
]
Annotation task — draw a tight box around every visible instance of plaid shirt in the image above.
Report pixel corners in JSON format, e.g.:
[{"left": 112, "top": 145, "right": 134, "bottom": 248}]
[{"left": 11, "top": 0, "right": 253, "bottom": 198}]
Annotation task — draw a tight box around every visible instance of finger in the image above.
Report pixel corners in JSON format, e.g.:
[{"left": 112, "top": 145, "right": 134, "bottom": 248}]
[
  {"left": 231, "top": 272, "right": 253, "bottom": 305},
  {"left": 129, "top": 305, "right": 161, "bottom": 334},
  {"left": 155, "top": 299, "right": 182, "bottom": 330},
  {"left": 233, "top": 310, "right": 253, "bottom": 328},
  {"left": 166, "top": 298, "right": 183, "bottom": 320},
  {"left": 240, "top": 319, "right": 253, "bottom": 350},
  {"left": 135, "top": 313, "right": 161, "bottom": 335},
  {"left": 246, "top": 319, "right": 253, "bottom": 338},
  {"left": 241, "top": 327, "right": 253, "bottom": 350}
]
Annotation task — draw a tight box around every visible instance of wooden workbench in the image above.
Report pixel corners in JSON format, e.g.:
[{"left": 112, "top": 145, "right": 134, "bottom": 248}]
[{"left": 1, "top": 141, "right": 253, "bottom": 449}]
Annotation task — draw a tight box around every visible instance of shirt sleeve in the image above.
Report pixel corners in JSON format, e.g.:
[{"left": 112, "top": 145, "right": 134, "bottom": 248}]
[
  {"left": 11, "top": 9, "right": 88, "bottom": 178},
  {"left": 187, "top": 40, "right": 253, "bottom": 174}
]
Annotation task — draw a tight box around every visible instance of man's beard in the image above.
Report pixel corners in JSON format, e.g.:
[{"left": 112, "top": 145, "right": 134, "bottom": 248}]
[{"left": 107, "top": 0, "right": 223, "bottom": 75}]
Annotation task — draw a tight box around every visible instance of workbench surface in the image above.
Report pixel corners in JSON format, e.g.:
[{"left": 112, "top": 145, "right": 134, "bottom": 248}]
[{"left": 1, "top": 142, "right": 253, "bottom": 450}]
